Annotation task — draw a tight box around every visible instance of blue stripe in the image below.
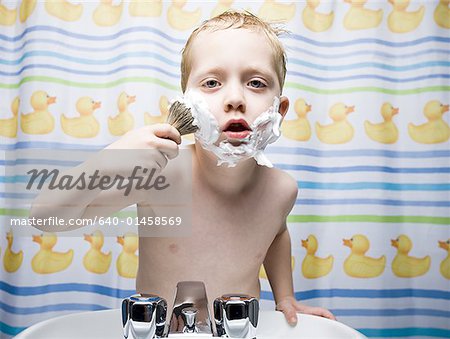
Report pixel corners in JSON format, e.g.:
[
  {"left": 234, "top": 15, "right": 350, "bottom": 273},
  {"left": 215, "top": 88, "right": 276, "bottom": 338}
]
[
  {"left": 267, "top": 147, "right": 450, "bottom": 158},
  {"left": 0, "top": 321, "right": 26, "bottom": 336},
  {"left": 0, "top": 159, "right": 81, "bottom": 166},
  {"left": 0, "top": 51, "right": 179, "bottom": 67},
  {"left": 358, "top": 327, "right": 450, "bottom": 338},
  {"left": 296, "top": 198, "right": 450, "bottom": 208},
  {"left": 0, "top": 25, "right": 185, "bottom": 44},
  {"left": 0, "top": 281, "right": 134, "bottom": 298},
  {"left": 0, "top": 301, "right": 108, "bottom": 315},
  {"left": 276, "top": 164, "right": 450, "bottom": 174},
  {"left": 298, "top": 181, "right": 450, "bottom": 191},
  {"left": 285, "top": 34, "right": 450, "bottom": 48},
  {"left": 333, "top": 308, "right": 450, "bottom": 318},
  {"left": 288, "top": 70, "right": 450, "bottom": 83},
  {"left": 0, "top": 142, "right": 105, "bottom": 151},
  {"left": 260, "top": 289, "right": 450, "bottom": 300},
  {"left": 0, "top": 63, "right": 180, "bottom": 78}
]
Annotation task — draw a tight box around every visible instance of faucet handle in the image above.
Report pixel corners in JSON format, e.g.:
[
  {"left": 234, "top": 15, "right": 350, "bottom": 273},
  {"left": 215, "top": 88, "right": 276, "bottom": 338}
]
[
  {"left": 121, "top": 294, "right": 167, "bottom": 339},
  {"left": 181, "top": 307, "right": 199, "bottom": 333},
  {"left": 213, "top": 294, "right": 259, "bottom": 338}
]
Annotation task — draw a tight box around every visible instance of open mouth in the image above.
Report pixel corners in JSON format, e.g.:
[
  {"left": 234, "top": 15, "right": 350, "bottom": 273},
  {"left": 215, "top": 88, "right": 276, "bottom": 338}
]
[{"left": 223, "top": 119, "right": 252, "bottom": 140}]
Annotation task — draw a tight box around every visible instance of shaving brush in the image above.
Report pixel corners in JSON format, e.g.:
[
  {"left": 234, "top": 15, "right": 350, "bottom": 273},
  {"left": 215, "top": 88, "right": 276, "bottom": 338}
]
[{"left": 167, "top": 101, "right": 198, "bottom": 136}]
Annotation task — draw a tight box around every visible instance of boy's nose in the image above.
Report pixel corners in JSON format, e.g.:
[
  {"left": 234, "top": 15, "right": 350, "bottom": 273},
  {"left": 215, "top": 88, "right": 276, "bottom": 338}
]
[{"left": 223, "top": 85, "right": 246, "bottom": 113}]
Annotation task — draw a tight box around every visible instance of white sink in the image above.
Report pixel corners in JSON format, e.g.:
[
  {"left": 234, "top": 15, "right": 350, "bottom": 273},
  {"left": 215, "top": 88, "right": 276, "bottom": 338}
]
[{"left": 15, "top": 309, "right": 366, "bottom": 339}]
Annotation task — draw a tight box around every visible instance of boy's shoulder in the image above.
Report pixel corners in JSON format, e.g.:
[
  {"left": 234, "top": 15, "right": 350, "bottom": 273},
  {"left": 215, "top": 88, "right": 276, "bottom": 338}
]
[{"left": 259, "top": 166, "right": 298, "bottom": 213}]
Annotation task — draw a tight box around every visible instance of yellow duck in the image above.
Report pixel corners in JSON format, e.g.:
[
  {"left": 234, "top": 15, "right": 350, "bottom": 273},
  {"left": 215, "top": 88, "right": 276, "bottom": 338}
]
[
  {"left": 258, "top": 0, "right": 296, "bottom": 23},
  {"left": 167, "top": 0, "right": 201, "bottom": 31},
  {"left": 343, "top": 234, "right": 386, "bottom": 278},
  {"left": 45, "top": 0, "right": 83, "bottom": 22},
  {"left": 19, "top": 0, "right": 36, "bottom": 23},
  {"left": 281, "top": 98, "right": 312, "bottom": 141},
  {"left": 129, "top": 0, "right": 162, "bottom": 17},
  {"left": 3, "top": 231, "right": 23, "bottom": 273},
  {"left": 21, "top": 90, "right": 56, "bottom": 135},
  {"left": 144, "top": 96, "right": 170, "bottom": 125},
  {"left": 0, "top": 96, "right": 19, "bottom": 138},
  {"left": 211, "top": 0, "right": 234, "bottom": 18},
  {"left": 32, "top": 233, "right": 74, "bottom": 274},
  {"left": 364, "top": 102, "right": 399, "bottom": 144},
  {"left": 61, "top": 96, "right": 101, "bottom": 138},
  {"left": 438, "top": 239, "right": 450, "bottom": 279},
  {"left": 343, "top": 0, "right": 383, "bottom": 30},
  {"left": 302, "top": 0, "right": 334, "bottom": 32},
  {"left": 315, "top": 103, "right": 355, "bottom": 144},
  {"left": 388, "top": 0, "right": 425, "bottom": 33},
  {"left": 434, "top": 0, "right": 450, "bottom": 29},
  {"left": 391, "top": 234, "right": 431, "bottom": 278},
  {"left": 83, "top": 230, "right": 112, "bottom": 274},
  {"left": 301, "top": 234, "right": 333, "bottom": 279},
  {"left": 408, "top": 100, "right": 449, "bottom": 144},
  {"left": 93, "top": 0, "right": 123, "bottom": 26},
  {"left": 0, "top": 1, "right": 17, "bottom": 26},
  {"left": 108, "top": 92, "right": 136, "bottom": 136},
  {"left": 259, "top": 256, "right": 295, "bottom": 279},
  {"left": 117, "top": 232, "right": 138, "bottom": 278}
]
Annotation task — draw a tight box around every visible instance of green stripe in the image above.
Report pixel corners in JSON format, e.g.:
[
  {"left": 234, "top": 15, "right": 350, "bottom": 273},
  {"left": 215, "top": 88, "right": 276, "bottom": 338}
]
[
  {"left": 287, "top": 215, "right": 450, "bottom": 225},
  {"left": 0, "top": 76, "right": 178, "bottom": 90},
  {"left": 285, "top": 82, "right": 450, "bottom": 95}
]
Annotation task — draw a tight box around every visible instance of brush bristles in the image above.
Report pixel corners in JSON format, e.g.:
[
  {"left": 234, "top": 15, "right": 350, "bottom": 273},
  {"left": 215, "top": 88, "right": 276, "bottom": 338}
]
[{"left": 167, "top": 101, "right": 198, "bottom": 136}]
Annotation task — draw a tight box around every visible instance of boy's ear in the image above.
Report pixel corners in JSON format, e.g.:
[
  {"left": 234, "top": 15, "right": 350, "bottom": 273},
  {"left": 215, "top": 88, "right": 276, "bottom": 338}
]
[{"left": 278, "top": 96, "right": 290, "bottom": 118}]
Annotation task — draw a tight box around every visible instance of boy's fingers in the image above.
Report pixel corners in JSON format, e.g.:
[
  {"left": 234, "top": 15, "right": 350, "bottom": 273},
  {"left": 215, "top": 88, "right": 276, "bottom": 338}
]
[
  {"left": 153, "top": 124, "right": 182, "bottom": 144},
  {"left": 279, "top": 304, "right": 297, "bottom": 326}
]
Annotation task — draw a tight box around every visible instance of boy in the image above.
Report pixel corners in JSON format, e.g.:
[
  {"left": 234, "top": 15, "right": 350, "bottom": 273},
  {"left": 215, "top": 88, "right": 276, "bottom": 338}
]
[{"left": 32, "top": 11, "right": 334, "bottom": 325}]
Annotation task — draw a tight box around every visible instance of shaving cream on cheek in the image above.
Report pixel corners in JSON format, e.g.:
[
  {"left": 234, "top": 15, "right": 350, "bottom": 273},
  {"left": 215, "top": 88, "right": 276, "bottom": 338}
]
[{"left": 178, "top": 90, "right": 282, "bottom": 168}]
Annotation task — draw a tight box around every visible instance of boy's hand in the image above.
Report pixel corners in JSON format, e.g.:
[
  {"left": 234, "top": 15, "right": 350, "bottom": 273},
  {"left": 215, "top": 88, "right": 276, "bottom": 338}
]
[{"left": 276, "top": 296, "right": 336, "bottom": 326}]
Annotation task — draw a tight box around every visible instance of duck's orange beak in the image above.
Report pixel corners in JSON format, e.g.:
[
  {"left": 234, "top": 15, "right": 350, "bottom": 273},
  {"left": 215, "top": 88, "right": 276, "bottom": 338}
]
[
  {"left": 84, "top": 234, "right": 92, "bottom": 242},
  {"left": 438, "top": 241, "right": 449, "bottom": 250},
  {"left": 392, "top": 107, "right": 399, "bottom": 115},
  {"left": 128, "top": 96, "right": 136, "bottom": 104},
  {"left": 442, "top": 104, "right": 449, "bottom": 113},
  {"left": 117, "top": 236, "right": 124, "bottom": 245},
  {"left": 301, "top": 239, "right": 308, "bottom": 248},
  {"left": 391, "top": 239, "right": 398, "bottom": 248},
  {"left": 32, "top": 235, "right": 41, "bottom": 244},
  {"left": 47, "top": 96, "right": 56, "bottom": 105},
  {"left": 346, "top": 106, "right": 355, "bottom": 114},
  {"left": 388, "top": 0, "right": 394, "bottom": 5},
  {"left": 343, "top": 239, "right": 352, "bottom": 248},
  {"left": 93, "top": 101, "right": 101, "bottom": 110}
]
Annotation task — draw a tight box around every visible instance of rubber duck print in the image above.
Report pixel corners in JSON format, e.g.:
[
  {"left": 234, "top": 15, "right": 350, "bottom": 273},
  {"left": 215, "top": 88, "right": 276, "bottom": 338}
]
[
  {"left": 434, "top": 0, "right": 450, "bottom": 29},
  {"left": 258, "top": 0, "right": 296, "bottom": 23},
  {"left": 343, "top": 234, "right": 386, "bottom": 278},
  {"left": 32, "top": 233, "right": 74, "bottom": 274},
  {"left": 0, "top": 96, "right": 19, "bottom": 138},
  {"left": 301, "top": 235, "right": 333, "bottom": 279},
  {"left": 0, "top": 1, "right": 17, "bottom": 26},
  {"left": 302, "top": 0, "right": 334, "bottom": 32},
  {"left": 408, "top": 100, "right": 449, "bottom": 144},
  {"left": 93, "top": 0, "right": 123, "bottom": 26},
  {"left": 3, "top": 230, "right": 23, "bottom": 273},
  {"left": 438, "top": 239, "right": 450, "bottom": 279},
  {"left": 388, "top": 0, "right": 425, "bottom": 33},
  {"left": 108, "top": 92, "right": 136, "bottom": 136},
  {"left": 343, "top": 0, "right": 383, "bottom": 30},
  {"left": 144, "top": 96, "right": 170, "bottom": 125},
  {"left": 19, "top": 0, "right": 36, "bottom": 23},
  {"left": 315, "top": 103, "right": 355, "bottom": 144},
  {"left": 211, "top": 0, "right": 234, "bottom": 18},
  {"left": 116, "top": 232, "right": 138, "bottom": 278},
  {"left": 129, "top": 0, "right": 162, "bottom": 17},
  {"left": 391, "top": 234, "right": 431, "bottom": 278},
  {"left": 83, "top": 230, "right": 112, "bottom": 274},
  {"left": 167, "top": 0, "right": 201, "bottom": 31},
  {"left": 45, "top": 0, "right": 83, "bottom": 22},
  {"left": 281, "top": 98, "right": 312, "bottom": 141},
  {"left": 61, "top": 96, "right": 101, "bottom": 138},
  {"left": 21, "top": 90, "right": 56, "bottom": 135},
  {"left": 260, "top": 257, "right": 295, "bottom": 280},
  {"left": 364, "top": 102, "right": 399, "bottom": 144}
]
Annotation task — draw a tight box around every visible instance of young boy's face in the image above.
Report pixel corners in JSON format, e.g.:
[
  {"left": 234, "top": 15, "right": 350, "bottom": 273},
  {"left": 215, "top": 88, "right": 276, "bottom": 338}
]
[{"left": 186, "top": 28, "right": 289, "bottom": 144}]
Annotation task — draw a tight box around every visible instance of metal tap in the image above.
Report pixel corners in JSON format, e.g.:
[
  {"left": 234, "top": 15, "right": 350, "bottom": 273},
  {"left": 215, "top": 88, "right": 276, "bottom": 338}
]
[
  {"left": 122, "top": 294, "right": 167, "bottom": 339},
  {"left": 213, "top": 295, "right": 259, "bottom": 338}
]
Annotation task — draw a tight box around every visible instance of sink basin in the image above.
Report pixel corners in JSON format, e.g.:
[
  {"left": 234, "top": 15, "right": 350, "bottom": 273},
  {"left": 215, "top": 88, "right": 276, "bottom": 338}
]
[{"left": 15, "top": 309, "right": 366, "bottom": 338}]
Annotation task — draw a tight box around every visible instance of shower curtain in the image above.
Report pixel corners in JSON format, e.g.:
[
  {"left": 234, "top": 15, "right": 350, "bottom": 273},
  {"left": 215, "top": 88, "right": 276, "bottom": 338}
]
[{"left": 1, "top": 1, "right": 449, "bottom": 338}]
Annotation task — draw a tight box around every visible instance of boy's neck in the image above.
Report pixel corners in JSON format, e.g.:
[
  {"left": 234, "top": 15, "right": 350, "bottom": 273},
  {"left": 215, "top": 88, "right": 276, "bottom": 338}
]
[{"left": 193, "top": 143, "right": 261, "bottom": 196}]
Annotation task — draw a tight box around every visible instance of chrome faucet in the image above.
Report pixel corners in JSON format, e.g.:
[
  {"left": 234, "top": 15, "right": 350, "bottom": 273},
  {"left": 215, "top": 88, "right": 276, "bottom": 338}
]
[{"left": 121, "top": 282, "right": 259, "bottom": 338}]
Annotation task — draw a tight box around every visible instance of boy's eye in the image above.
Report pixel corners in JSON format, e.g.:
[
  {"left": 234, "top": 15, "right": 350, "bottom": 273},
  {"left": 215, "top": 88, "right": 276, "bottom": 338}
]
[
  {"left": 248, "top": 80, "right": 266, "bottom": 89},
  {"left": 203, "top": 80, "right": 220, "bottom": 88}
]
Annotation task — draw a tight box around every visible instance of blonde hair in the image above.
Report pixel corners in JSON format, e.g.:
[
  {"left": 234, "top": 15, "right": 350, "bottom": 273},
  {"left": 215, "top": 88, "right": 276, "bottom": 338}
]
[{"left": 180, "top": 10, "right": 288, "bottom": 93}]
